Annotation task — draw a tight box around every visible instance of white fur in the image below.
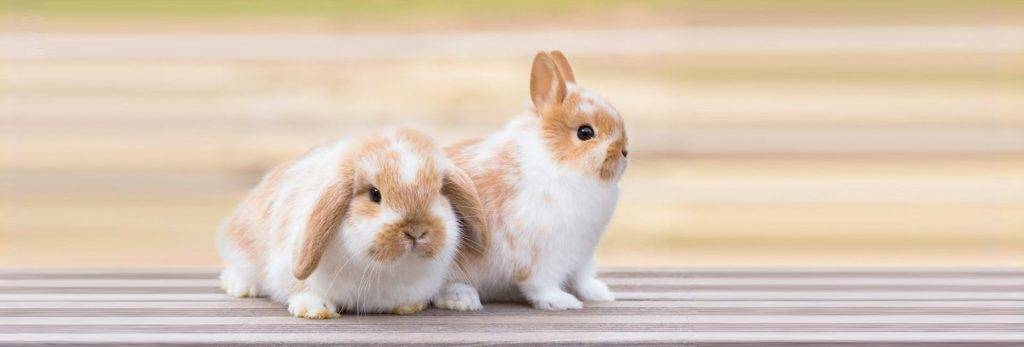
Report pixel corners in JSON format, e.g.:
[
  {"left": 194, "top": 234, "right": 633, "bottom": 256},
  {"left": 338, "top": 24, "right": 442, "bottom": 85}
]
[
  {"left": 389, "top": 137, "right": 423, "bottom": 184},
  {"left": 398, "top": 151, "right": 422, "bottom": 183},
  {"left": 436, "top": 90, "right": 626, "bottom": 311},
  {"left": 217, "top": 133, "right": 462, "bottom": 317}
]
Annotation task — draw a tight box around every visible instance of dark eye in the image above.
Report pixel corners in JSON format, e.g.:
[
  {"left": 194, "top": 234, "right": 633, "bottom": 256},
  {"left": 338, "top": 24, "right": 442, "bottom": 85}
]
[
  {"left": 577, "top": 125, "right": 595, "bottom": 141},
  {"left": 368, "top": 186, "right": 382, "bottom": 203}
]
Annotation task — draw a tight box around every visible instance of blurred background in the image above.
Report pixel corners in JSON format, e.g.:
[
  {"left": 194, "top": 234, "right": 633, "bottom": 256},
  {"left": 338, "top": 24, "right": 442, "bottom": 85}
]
[{"left": 2, "top": 1, "right": 1022, "bottom": 268}]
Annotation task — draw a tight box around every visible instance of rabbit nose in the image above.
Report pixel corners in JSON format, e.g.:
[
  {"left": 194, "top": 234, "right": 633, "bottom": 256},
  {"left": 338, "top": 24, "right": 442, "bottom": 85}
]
[
  {"left": 404, "top": 229, "right": 426, "bottom": 241},
  {"left": 621, "top": 149, "right": 629, "bottom": 157}
]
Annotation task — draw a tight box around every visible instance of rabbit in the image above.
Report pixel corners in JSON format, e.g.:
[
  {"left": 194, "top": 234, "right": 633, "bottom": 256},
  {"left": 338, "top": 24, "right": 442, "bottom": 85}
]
[
  {"left": 433, "top": 51, "right": 628, "bottom": 311},
  {"left": 217, "top": 128, "right": 486, "bottom": 318}
]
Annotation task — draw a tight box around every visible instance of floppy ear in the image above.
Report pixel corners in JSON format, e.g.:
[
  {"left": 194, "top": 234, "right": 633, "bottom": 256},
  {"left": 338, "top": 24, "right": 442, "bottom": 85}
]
[
  {"left": 530, "top": 51, "right": 567, "bottom": 111},
  {"left": 442, "top": 165, "right": 489, "bottom": 257},
  {"left": 548, "top": 50, "right": 576, "bottom": 84},
  {"left": 292, "top": 163, "right": 354, "bottom": 280}
]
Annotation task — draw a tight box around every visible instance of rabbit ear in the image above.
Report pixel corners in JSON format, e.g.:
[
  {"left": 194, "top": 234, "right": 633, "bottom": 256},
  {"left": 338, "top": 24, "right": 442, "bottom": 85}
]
[
  {"left": 292, "top": 163, "right": 354, "bottom": 280},
  {"left": 548, "top": 50, "right": 576, "bottom": 84},
  {"left": 530, "top": 51, "right": 567, "bottom": 111},
  {"left": 442, "top": 164, "right": 489, "bottom": 257}
]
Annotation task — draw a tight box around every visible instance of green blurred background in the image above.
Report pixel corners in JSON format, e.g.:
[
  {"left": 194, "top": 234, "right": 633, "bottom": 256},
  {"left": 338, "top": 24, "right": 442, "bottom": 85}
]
[{"left": 2, "top": 1, "right": 1022, "bottom": 267}]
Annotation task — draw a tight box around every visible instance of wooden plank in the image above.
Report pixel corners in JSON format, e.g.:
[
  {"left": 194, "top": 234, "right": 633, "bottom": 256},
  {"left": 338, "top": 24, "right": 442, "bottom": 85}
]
[
  {"left": 5, "top": 285, "right": 1022, "bottom": 294},
  {"left": 6, "top": 276, "right": 1023, "bottom": 287},
  {"left": 599, "top": 268, "right": 1024, "bottom": 278},
  {"left": 2, "top": 300, "right": 1022, "bottom": 318},
  {"left": 1, "top": 332, "right": 1023, "bottom": 345},
  {"left": 3, "top": 290, "right": 1022, "bottom": 301},
  {"left": 5, "top": 307, "right": 1023, "bottom": 318},
  {"left": 6, "top": 315, "right": 1024, "bottom": 325},
  {"left": 2, "top": 267, "right": 1021, "bottom": 277},
  {"left": 5, "top": 286, "right": 1021, "bottom": 295},
  {"left": 0, "top": 294, "right": 233, "bottom": 302},
  {"left": 0, "top": 269, "right": 1019, "bottom": 345},
  {"left": 5, "top": 300, "right": 1024, "bottom": 309},
  {"left": 2, "top": 323, "right": 1022, "bottom": 334},
  {"left": 614, "top": 291, "right": 1024, "bottom": 301}
]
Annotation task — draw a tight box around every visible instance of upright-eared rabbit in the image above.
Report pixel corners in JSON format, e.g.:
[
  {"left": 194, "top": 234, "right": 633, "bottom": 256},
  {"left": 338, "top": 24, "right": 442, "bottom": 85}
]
[{"left": 434, "top": 51, "right": 628, "bottom": 310}]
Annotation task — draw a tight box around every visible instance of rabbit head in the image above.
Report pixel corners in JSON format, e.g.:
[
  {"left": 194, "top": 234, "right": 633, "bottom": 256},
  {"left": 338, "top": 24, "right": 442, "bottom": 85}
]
[
  {"left": 530, "top": 50, "right": 629, "bottom": 182},
  {"left": 293, "top": 129, "right": 486, "bottom": 280}
]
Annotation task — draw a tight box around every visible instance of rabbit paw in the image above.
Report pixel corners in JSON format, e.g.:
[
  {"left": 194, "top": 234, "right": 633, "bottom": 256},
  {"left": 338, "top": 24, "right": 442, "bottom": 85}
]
[
  {"left": 531, "top": 290, "right": 583, "bottom": 310},
  {"left": 432, "top": 282, "right": 483, "bottom": 311},
  {"left": 575, "top": 278, "right": 615, "bottom": 302},
  {"left": 288, "top": 292, "right": 340, "bottom": 319},
  {"left": 391, "top": 301, "right": 427, "bottom": 315},
  {"left": 219, "top": 269, "right": 258, "bottom": 298}
]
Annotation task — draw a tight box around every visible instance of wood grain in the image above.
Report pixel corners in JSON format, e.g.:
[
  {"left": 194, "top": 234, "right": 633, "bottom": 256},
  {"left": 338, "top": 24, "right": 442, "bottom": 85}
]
[{"left": 0, "top": 268, "right": 1020, "bottom": 345}]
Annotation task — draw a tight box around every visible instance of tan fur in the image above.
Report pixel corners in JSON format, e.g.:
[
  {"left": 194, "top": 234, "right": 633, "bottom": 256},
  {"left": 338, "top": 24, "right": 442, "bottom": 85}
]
[
  {"left": 293, "top": 160, "right": 355, "bottom": 280},
  {"left": 600, "top": 133, "right": 629, "bottom": 181},
  {"left": 513, "top": 266, "right": 531, "bottom": 283},
  {"left": 372, "top": 130, "right": 443, "bottom": 214},
  {"left": 548, "top": 50, "right": 576, "bottom": 83},
  {"left": 540, "top": 94, "right": 625, "bottom": 168},
  {"left": 375, "top": 152, "right": 441, "bottom": 214},
  {"left": 533, "top": 51, "right": 628, "bottom": 181},
  {"left": 396, "top": 128, "right": 437, "bottom": 154},
  {"left": 370, "top": 216, "right": 446, "bottom": 262},
  {"left": 369, "top": 221, "right": 410, "bottom": 262},
  {"left": 513, "top": 244, "right": 541, "bottom": 284},
  {"left": 443, "top": 165, "right": 489, "bottom": 258},
  {"left": 445, "top": 140, "right": 520, "bottom": 263},
  {"left": 530, "top": 52, "right": 567, "bottom": 111},
  {"left": 348, "top": 134, "right": 449, "bottom": 264},
  {"left": 476, "top": 142, "right": 520, "bottom": 235},
  {"left": 349, "top": 196, "right": 380, "bottom": 218},
  {"left": 224, "top": 215, "right": 263, "bottom": 273},
  {"left": 333, "top": 130, "right": 483, "bottom": 273},
  {"left": 253, "top": 162, "right": 290, "bottom": 207},
  {"left": 353, "top": 134, "right": 390, "bottom": 160},
  {"left": 391, "top": 302, "right": 427, "bottom": 315},
  {"left": 224, "top": 162, "right": 293, "bottom": 277},
  {"left": 414, "top": 217, "right": 447, "bottom": 258}
]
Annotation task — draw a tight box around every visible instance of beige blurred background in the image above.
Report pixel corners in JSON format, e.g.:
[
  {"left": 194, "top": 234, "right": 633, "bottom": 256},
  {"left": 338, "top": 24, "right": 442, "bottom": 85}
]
[{"left": 2, "top": 1, "right": 1022, "bottom": 268}]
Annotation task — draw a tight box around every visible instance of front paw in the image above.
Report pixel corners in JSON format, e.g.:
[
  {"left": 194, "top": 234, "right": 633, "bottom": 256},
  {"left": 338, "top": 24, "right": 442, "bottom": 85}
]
[
  {"left": 575, "top": 278, "right": 615, "bottom": 302},
  {"left": 530, "top": 290, "right": 583, "bottom": 310},
  {"left": 432, "top": 282, "right": 483, "bottom": 311},
  {"left": 288, "top": 292, "right": 340, "bottom": 319},
  {"left": 391, "top": 301, "right": 427, "bottom": 315}
]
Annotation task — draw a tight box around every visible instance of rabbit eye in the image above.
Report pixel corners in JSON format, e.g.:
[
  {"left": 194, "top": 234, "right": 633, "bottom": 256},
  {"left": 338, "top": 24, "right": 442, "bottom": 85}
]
[
  {"left": 577, "top": 125, "right": 595, "bottom": 141},
  {"left": 368, "top": 186, "right": 382, "bottom": 203}
]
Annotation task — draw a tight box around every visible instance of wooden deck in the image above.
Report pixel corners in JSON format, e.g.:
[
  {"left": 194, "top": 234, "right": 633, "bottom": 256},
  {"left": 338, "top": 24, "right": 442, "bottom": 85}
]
[{"left": 1, "top": 269, "right": 1022, "bottom": 345}]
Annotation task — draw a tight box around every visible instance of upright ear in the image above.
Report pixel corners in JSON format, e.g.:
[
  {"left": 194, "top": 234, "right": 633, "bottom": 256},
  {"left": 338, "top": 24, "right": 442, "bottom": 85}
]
[
  {"left": 442, "top": 165, "right": 489, "bottom": 257},
  {"left": 292, "top": 163, "right": 354, "bottom": 280},
  {"left": 548, "top": 50, "right": 576, "bottom": 84},
  {"left": 530, "top": 51, "right": 567, "bottom": 111}
]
